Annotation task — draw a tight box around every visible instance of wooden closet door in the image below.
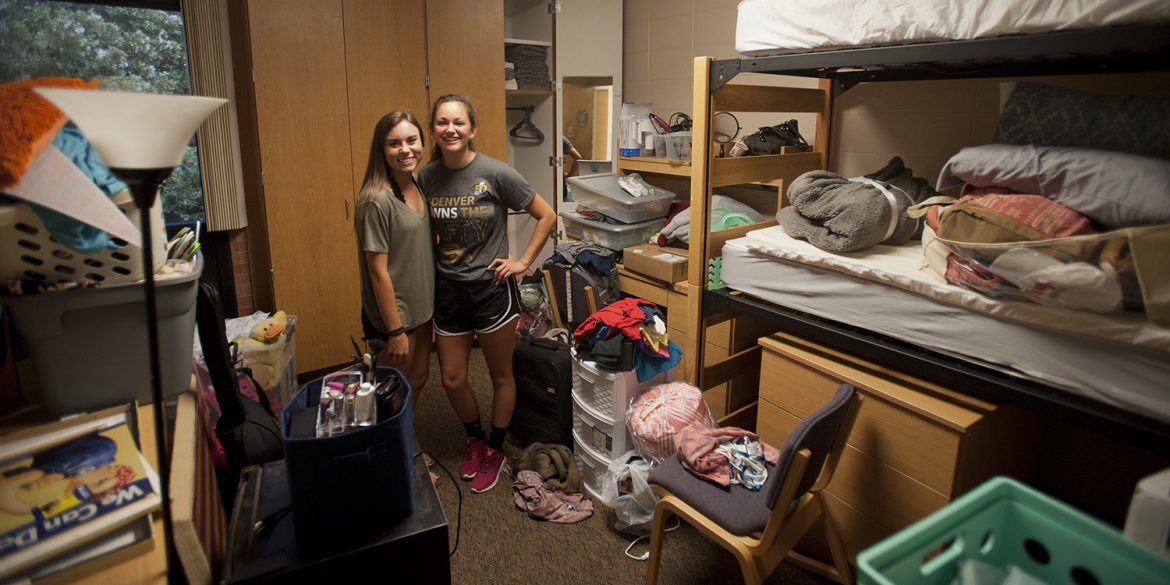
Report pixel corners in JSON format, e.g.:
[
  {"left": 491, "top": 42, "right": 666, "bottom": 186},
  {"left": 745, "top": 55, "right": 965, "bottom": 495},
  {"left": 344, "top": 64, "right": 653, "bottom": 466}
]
[
  {"left": 343, "top": 0, "right": 431, "bottom": 184},
  {"left": 425, "top": 0, "right": 506, "bottom": 161},
  {"left": 248, "top": 0, "right": 360, "bottom": 372}
]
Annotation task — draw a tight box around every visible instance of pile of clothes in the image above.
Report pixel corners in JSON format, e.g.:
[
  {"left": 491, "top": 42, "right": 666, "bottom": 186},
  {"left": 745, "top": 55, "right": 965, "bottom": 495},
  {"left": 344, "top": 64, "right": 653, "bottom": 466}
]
[
  {"left": 512, "top": 442, "right": 593, "bottom": 524},
  {"left": 675, "top": 424, "right": 780, "bottom": 491},
  {"left": 572, "top": 298, "right": 680, "bottom": 382}
]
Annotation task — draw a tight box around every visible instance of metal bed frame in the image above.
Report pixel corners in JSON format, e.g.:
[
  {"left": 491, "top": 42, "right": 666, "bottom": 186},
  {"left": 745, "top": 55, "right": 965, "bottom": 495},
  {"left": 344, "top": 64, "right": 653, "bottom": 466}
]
[{"left": 685, "top": 23, "right": 1170, "bottom": 449}]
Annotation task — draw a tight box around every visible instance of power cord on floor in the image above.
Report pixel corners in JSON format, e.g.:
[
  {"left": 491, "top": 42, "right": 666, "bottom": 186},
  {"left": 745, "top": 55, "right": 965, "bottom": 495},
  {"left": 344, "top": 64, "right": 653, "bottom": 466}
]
[
  {"left": 625, "top": 516, "right": 681, "bottom": 561},
  {"left": 419, "top": 450, "right": 463, "bottom": 558}
]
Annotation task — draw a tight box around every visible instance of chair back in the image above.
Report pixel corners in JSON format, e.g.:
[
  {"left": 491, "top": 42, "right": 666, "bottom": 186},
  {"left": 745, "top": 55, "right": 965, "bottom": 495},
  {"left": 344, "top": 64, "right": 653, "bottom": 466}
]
[{"left": 765, "top": 384, "right": 858, "bottom": 510}]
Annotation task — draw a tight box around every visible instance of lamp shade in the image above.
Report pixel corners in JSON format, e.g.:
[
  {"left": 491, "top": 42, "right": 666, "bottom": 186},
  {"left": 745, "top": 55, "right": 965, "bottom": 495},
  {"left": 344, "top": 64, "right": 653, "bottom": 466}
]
[{"left": 33, "top": 88, "right": 227, "bottom": 169}]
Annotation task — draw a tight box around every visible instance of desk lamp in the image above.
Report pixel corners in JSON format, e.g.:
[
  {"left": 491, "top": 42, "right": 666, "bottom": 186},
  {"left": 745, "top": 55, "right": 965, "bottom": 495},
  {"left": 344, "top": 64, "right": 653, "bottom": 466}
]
[{"left": 33, "top": 88, "right": 226, "bottom": 583}]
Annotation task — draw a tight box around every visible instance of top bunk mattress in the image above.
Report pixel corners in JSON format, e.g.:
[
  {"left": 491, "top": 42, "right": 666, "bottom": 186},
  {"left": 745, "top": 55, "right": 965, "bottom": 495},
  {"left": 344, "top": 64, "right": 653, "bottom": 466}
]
[
  {"left": 721, "top": 225, "right": 1170, "bottom": 424},
  {"left": 735, "top": 0, "right": 1170, "bottom": 56}
]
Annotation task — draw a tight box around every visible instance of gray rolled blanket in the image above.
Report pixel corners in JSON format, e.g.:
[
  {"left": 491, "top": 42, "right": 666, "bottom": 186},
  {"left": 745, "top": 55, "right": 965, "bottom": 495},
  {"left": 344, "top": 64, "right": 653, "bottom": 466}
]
[{"left": 778, "top": 156, "right": 940, "bottom": 252}]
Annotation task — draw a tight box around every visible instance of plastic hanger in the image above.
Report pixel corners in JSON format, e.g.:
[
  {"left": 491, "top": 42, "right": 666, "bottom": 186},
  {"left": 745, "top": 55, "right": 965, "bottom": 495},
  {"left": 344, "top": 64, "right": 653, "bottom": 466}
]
[{"left": 508, "top": 106, "right": 544, "bottom": 142}]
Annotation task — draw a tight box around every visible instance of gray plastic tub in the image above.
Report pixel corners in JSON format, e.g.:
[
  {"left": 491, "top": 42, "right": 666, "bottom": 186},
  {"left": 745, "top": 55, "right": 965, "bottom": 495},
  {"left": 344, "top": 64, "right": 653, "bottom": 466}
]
[{"left": 4, "top": 254, "right": 203, "bottom": 416}]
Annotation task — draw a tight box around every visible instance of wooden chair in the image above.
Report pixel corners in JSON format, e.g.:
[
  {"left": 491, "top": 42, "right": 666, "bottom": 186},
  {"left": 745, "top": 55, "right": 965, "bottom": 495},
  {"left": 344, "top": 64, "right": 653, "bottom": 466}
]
[{"left": 644, "top": 384, "right": 863, "bottom": 585}]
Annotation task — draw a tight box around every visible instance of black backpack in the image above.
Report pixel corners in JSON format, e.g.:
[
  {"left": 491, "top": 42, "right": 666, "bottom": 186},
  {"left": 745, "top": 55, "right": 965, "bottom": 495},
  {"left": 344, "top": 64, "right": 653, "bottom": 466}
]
[{"left": 195, "top": 283, "right": 284, "bottom": 508}]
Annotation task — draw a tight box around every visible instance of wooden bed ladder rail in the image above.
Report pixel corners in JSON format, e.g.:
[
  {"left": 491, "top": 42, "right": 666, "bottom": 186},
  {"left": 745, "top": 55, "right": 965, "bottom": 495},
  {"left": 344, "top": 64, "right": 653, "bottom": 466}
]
[{"left": 702, "top": 345, "right": 763, "bottom": 429}]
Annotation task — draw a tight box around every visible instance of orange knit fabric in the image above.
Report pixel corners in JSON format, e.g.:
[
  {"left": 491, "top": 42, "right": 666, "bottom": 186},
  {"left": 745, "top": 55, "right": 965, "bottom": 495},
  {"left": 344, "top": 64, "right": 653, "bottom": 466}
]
[{"left": 0, "top": 77, "right": 98, "bottom": 190}]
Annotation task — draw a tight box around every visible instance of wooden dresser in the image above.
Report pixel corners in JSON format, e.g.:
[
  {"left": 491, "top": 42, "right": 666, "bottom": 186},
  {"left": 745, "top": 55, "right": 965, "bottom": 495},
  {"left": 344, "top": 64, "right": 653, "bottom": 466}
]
[{"left": 756, "top": 332, "right": 1040, "bottom": 562}]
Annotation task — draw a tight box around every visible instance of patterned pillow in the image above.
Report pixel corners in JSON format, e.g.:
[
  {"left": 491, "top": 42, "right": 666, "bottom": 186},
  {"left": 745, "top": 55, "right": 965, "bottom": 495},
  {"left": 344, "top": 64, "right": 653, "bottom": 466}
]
[{"left": 994, "top": 83, "right": 1170, "bottom": 160}]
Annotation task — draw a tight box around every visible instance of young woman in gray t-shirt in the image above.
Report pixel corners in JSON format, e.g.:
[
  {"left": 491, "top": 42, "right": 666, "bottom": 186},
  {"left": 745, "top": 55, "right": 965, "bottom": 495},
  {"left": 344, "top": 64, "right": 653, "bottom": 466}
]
[
  {"left": 355, "top": 111, "right": 436, "bottom": 415},
  {"left": 419, "top": 94, "right": 557, "bottom": 494}
]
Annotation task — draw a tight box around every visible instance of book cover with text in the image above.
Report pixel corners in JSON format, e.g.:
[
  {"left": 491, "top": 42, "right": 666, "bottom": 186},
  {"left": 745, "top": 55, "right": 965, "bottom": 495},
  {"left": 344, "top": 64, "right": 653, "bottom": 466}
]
[{"left": 0, "top": 412, "right": 160, "bottom": 580}]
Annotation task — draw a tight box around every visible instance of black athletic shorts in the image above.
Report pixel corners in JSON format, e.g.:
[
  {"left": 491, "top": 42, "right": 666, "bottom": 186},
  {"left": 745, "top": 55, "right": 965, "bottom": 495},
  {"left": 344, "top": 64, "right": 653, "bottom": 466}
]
[{"left": 433, "top": 275, "right": 521, "bottom": 336}]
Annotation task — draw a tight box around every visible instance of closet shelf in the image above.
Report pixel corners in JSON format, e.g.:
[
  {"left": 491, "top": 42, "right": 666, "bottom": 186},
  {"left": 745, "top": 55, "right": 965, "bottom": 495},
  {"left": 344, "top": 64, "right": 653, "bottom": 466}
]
[
  {"left": 506, "top": 89, "right": 554, "bottom": 97},
  {"left": 504, "top": 37, "right": 552, "bottom": 47}
]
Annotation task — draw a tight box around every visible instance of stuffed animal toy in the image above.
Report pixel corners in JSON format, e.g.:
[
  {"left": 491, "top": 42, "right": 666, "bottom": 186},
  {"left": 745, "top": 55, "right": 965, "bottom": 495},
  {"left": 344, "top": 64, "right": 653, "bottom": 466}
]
[
  {"left": 231, "top": 310, "right": 291, "bottom": 406},
  {"left": 248, "top": 310, "right": 288, "bottom": 343}
]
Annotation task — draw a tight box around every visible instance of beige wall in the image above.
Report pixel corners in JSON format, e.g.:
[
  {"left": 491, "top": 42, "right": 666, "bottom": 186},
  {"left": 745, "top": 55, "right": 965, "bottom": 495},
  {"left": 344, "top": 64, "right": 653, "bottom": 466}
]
[
  {"left": 624, "top": 1, "right": 1170, "bottom": 185},
  {"left": 831, "top": 73, "right": 1170, "bottom": 185}
]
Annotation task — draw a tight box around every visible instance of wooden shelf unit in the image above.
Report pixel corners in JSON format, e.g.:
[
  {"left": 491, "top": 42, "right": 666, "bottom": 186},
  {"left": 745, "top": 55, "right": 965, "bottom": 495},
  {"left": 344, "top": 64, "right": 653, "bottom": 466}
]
[{"left": 616, "top": 155, "right": 692, "bottom": 177}]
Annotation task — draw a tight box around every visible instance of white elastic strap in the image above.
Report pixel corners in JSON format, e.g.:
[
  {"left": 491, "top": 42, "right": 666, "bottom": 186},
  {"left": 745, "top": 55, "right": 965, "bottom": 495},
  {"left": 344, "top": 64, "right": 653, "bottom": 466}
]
[
  {"left": 624, "top": 517, "right": 681, "bottom": 561},
  {"left": 849, "top": 177, "right": 903, "bottom": 242}
]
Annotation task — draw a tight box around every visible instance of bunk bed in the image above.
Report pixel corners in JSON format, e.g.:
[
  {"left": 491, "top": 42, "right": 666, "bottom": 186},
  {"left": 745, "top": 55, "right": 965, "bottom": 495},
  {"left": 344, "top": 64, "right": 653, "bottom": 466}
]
[{"left": 683, "top": 21, "right": 1170, "bottom": 452}]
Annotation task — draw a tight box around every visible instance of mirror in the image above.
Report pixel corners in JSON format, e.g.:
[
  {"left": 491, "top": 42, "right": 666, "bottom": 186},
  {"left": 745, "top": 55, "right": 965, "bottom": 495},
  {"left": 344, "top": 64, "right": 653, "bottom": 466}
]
[{"left": 561, "top": 76, "right": 613, "bottom": 170}]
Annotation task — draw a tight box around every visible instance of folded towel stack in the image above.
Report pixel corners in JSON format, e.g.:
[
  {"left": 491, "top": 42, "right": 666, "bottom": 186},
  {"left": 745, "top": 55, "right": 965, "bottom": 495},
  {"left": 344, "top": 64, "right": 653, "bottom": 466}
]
[{"left": 505, "top": 45, "right": 549, "bottom": 90}]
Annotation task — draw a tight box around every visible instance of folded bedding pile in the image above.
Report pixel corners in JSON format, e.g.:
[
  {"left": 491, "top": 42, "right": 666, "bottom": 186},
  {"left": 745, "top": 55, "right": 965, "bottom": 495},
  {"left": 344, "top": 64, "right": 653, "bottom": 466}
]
[
  {"left": 921, "top": 83, "right": 1170, "bottom": 321},
  {"left": 778, "top": 156, "right": 941, "bottom": 252},
  {"left": 505, "top": 45, "right": 549, "bottom": 90}
]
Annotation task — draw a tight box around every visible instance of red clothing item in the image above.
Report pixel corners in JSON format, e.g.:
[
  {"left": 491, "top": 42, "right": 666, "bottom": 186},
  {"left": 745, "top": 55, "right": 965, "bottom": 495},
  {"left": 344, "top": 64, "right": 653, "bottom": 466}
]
[{"left": 573, "top": 297, "right": 657, "bottom": 342}]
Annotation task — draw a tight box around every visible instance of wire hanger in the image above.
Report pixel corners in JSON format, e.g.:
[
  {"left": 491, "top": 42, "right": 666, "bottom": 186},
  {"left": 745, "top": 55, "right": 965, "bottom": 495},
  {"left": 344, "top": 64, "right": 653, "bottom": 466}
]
[{"left": 507, "top": 106, "right": 544, "bottom": 142}]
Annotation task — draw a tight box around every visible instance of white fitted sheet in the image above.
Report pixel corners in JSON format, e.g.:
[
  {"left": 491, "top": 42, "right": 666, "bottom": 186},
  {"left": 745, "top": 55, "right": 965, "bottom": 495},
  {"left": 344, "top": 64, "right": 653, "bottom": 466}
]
[
  {"left": 735, "top": 0, "right": 1170, "bottom": 55},
  {"left": 721, "top": 226, "right": 1170, "bottom": 424}
]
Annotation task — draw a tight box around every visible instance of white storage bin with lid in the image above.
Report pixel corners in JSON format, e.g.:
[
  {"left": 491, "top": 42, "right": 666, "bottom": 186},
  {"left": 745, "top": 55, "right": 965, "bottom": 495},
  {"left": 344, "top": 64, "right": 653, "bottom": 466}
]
[
  {"left": 559, "top": 210, "right": 662, "bottom": 251},
  {"left": 570, "top": 350, "right": 668, "bottom": 423},
  {"left": 573, "top": 433, "right": 610, "bottom": 501},
  {"left": 664, "top": 131, "right": 692, "bottom": 162},
  {"left": 566, "top": 173, "right": 675, "bottom": 224}
]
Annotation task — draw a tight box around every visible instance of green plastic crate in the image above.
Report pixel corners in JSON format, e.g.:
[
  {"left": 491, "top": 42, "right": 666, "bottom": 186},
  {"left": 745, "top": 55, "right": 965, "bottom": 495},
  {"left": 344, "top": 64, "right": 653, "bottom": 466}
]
[{"left": 858, "top": 476, "right": 1170, "bottom": 585}]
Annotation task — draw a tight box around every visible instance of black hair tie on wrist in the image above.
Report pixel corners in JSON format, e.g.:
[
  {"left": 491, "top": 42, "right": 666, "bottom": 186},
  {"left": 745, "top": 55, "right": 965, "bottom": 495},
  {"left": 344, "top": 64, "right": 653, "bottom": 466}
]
[{"left": 385, "top": 326, "right": 406, "bottom": 338}]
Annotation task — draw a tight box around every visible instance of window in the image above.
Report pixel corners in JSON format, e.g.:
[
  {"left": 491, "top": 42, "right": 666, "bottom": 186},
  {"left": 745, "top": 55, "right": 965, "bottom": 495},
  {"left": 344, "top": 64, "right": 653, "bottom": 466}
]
[{"left": 0, "top": 0, "right": 205, "bottom": 226}]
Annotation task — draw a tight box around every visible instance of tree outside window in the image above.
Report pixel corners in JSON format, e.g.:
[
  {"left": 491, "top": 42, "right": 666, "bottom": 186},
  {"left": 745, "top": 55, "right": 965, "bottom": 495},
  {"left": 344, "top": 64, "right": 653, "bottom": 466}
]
[{"left": 0, "top": 0, "right": 205, "bottom": 225}]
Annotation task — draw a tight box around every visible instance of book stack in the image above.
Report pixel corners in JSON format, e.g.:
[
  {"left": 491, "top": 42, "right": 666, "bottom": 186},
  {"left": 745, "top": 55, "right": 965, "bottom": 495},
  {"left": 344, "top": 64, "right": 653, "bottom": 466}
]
[{"left": 0, "top": 405, "right": 161, "bottom": 582}]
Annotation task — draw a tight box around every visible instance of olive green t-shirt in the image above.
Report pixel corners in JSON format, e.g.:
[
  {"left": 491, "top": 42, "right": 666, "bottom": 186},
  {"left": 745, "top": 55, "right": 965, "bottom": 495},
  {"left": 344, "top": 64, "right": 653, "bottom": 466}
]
[{"left": 356, "top": 185, "right": 435, "bottom": 332}]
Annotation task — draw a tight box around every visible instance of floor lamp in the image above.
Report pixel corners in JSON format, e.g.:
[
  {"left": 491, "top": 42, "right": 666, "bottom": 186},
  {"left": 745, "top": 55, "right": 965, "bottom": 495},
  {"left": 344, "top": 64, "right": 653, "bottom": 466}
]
[{"left": 34, "top": 88, "right": 226, "bottom": 583}]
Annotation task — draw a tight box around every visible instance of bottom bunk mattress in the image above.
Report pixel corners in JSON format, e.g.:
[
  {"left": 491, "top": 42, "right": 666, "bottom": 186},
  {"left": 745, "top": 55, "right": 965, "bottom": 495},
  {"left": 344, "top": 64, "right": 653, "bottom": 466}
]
[{"left": 721, "top": 225, "right": 1170, "bottom": 425}]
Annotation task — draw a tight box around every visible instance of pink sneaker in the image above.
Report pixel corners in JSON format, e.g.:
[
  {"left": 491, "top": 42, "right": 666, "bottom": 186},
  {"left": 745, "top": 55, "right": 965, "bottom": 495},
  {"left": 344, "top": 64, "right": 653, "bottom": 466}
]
[
  {"left": 470, "top": 445, "right": 507, "bottom": 494},
  {"left": 460, "top": 438, "right": 484, "bottom": 480}
]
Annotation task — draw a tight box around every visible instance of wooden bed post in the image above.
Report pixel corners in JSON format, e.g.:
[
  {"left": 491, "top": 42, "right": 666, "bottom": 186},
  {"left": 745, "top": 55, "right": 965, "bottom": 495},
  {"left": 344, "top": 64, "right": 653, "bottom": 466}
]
[
  {"left": 816, "top": 78, "right": 832, "bottom": 171},
  {"left": 685, "top": 56, "right": 715, "bottom": 385}
]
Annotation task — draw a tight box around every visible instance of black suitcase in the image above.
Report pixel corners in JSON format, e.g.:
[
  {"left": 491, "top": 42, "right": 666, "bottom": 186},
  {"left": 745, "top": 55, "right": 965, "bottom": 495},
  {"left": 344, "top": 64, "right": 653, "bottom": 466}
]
[{"left": 511, "top": 337, "right": 573, "bottom": 447}]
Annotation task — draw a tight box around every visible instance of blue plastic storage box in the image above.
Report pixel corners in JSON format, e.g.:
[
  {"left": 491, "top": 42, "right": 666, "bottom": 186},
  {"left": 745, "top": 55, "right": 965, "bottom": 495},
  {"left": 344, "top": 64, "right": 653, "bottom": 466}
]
[{"left": 280, "top": 367, "right": 415, "bottom": 549}]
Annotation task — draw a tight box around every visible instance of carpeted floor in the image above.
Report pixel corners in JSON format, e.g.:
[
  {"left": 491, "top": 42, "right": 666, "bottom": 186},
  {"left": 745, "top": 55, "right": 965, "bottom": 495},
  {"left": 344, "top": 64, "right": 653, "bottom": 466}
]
[{"left": 412, "top": 348, "right": 838, "bottom": 585}]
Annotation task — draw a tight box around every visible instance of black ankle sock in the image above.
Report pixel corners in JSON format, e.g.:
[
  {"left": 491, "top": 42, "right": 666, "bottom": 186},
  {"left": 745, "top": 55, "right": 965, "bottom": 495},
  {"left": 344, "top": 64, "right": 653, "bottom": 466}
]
[
  {"left": 488, "top": 425, "right": 508, "bottom": 451},
  {"left": 463, "top": 420, "right": 486, "bottom": 441}
]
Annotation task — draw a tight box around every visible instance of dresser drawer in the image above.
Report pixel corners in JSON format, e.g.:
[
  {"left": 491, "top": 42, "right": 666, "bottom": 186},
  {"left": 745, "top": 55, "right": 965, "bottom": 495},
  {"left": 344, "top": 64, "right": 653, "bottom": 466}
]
[
  {"left": 759, "top": 335, "right": 986, "bottom": 495},
  {"left": 758, "top": 399, "right": 950, "bottom": 531},
  {"left": 823, "top": 490, "right": 892, "bottom": 564}
]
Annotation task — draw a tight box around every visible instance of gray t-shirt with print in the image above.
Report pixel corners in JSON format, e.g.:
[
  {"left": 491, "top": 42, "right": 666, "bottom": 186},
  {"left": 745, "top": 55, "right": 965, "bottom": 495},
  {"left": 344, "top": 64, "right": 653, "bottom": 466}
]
[
  {"left": 356, "top": 185, "right": 435, "bottom": 332},
  {"left": 420, "top": 153, "right": 536, "bottom": 281}
]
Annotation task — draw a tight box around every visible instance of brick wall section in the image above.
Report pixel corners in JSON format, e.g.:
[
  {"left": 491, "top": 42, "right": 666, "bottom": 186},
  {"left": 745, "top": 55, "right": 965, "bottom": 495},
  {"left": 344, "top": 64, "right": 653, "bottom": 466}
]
[{"left": 229, "top": 229, "right": 254, "bottom": 316}]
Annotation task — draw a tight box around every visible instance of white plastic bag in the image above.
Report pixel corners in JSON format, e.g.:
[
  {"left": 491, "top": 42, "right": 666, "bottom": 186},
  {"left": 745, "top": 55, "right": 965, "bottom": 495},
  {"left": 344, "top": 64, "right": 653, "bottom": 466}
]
[{"left": 598, "top": 451, "right": 658, "bottom": 535}]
